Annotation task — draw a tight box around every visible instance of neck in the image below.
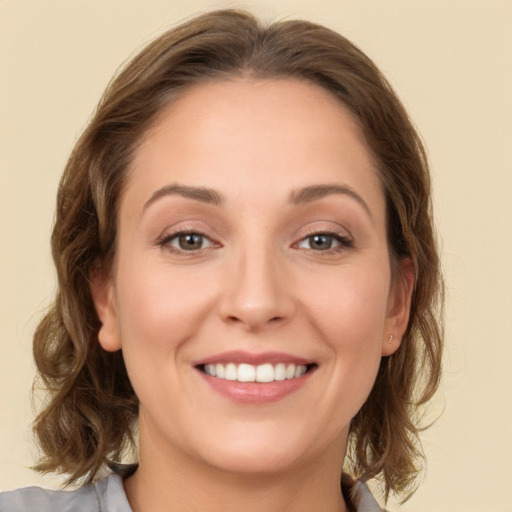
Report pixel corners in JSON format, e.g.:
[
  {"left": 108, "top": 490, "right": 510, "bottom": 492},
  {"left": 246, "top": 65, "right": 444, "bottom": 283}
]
[{"left": 124, "top": 423, "right": 348, "bottom": 512}]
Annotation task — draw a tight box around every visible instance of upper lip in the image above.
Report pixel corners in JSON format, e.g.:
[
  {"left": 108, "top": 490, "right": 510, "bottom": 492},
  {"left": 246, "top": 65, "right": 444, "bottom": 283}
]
[{"left": 193, "top": 350, "right": 315, "bottom": 367}]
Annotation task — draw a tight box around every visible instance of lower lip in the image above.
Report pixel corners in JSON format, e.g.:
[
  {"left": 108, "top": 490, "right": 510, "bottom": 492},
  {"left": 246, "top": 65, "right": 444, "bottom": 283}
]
[{"left": 197, "top": 370, "right": 313, "bottom": 404}]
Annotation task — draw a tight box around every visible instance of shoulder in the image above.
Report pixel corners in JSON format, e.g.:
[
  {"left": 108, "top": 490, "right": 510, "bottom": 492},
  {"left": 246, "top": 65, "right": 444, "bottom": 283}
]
[
  {"left": 0, "top": 485, "right": 99, "bottom": 512},
  {"left": 0, "top": 473, "right": 132, "bottom": 512}
]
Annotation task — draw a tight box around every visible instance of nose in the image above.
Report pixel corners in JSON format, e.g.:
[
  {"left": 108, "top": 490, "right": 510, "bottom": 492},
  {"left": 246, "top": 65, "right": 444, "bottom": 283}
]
[{"left": 219, "top": 244, "right": 296, "bottom": 331}]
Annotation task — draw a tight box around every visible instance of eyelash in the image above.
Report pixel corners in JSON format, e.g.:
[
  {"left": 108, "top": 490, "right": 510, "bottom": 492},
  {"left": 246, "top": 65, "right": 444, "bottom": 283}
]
[
  {"left": 157, "top": 228, "right": 353, "bottom": 256},
  {"left": 157, "top": 230, "right": 217, "bottom": 253},
  {"left": 295, "top": 232, "right": 354, "bottom": 253}
]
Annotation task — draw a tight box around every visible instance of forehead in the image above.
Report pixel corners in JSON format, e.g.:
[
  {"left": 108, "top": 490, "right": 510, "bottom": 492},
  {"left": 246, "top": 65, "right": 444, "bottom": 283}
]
[
  {"left": 123, "top": 78, "right": 384, "bottom": 220},
  {"left": 141, "top": 77, "right": 370, "bottom": 160}
]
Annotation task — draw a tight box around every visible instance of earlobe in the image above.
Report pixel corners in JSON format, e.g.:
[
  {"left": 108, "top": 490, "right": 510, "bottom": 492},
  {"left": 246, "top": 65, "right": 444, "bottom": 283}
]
[
  {"left": 89, "top": 270, "right": 122, "bottom": 352},
  {"left": 382, "top": 258, "right": 415, "bottom": 356}
]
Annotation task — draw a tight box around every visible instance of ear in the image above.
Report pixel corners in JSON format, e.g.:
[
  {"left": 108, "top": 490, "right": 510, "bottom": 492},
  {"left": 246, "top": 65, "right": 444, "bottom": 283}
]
[
  {"left": 382, "top": 258, "right": 415, "bottom": 356},
  {"left": 89, "top": 270, "right": 122, "bottom": 352}
]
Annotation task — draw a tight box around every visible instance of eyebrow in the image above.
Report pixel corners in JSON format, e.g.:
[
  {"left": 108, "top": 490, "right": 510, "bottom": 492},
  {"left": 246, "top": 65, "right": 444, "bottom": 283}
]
[
  {"left": 290, "top": 183, "right": 373, "bottom": 219},
  {"left": 143, "top": 182, "right": 372, "bottom": 219},
  {"left": 143, "top": 184, "right": 223, "bottom": 211}
]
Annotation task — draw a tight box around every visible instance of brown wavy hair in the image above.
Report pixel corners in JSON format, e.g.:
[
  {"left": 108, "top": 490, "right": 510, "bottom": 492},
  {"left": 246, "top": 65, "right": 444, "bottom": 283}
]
[{"left": 32, "top": 9, "right": 443, "bottom": 501}]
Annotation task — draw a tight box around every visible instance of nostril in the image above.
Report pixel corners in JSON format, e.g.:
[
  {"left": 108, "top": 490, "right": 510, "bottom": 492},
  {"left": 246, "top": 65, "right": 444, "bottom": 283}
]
[
  {"left": 225, "top": 314, "right": 283, "bottom": 323},
  {"left": 219, "top": 286, "right": 296, "bottom": 329}
]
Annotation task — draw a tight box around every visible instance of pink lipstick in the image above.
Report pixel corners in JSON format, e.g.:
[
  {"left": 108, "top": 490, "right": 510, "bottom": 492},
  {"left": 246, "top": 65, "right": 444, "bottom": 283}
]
[{"left": 194, "top": 351, "right": 317, "bottom": 404}]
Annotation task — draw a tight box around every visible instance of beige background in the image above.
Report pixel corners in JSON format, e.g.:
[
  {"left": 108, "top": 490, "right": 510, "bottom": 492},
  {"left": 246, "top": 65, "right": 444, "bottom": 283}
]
[{"left": 1, "top": 1, "right": 511, "bottom": 510}]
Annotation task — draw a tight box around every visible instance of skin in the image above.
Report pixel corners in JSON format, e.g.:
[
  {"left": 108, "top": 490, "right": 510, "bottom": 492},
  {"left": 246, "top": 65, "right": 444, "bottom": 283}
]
[{"left": 92, "top": 78, "right": 413, "bottom": 512}]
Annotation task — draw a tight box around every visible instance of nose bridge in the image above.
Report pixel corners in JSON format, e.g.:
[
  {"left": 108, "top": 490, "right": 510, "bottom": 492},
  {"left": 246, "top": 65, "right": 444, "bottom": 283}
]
[{"left": 221, "top": 233, "right": 294, "bottom": 329}]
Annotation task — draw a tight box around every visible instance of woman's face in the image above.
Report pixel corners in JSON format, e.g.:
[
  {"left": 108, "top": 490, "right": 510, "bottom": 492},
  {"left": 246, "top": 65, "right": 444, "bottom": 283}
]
[{"left": 93, "top": 78, "right": 411, "bottom": 476}]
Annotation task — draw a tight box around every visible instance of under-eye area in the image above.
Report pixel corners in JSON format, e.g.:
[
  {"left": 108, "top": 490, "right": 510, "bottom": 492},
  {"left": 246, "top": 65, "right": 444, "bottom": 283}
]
[{"left": 198, "top": 363, "right": 318, "bottom": 383}]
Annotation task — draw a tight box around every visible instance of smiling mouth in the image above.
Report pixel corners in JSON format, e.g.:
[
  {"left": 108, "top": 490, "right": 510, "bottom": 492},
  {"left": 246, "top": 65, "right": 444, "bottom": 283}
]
[{"left": 198, "top": 362, "right": 317, "bottom": 383}]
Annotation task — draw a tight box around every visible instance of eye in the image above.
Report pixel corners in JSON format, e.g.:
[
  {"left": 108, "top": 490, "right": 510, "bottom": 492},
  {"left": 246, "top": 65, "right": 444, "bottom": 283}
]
[
  {"left": 160, "top": 232, "right": 214, "bottom": 252},
  {"left": 297, "top": 233, "right": 352, "bottom": 251}
]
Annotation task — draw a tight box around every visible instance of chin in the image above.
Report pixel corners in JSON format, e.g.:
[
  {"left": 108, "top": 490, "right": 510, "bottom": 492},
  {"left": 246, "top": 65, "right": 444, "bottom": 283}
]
[
  {"left": 201, "top": 445, "right": 306, "bottom": 476},
  {"left": 187, "top": 422, "right": 343, "bottom": 477}
]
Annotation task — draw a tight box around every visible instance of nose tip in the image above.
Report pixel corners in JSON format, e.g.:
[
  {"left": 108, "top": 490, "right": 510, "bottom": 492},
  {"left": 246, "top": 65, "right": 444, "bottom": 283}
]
[{"left": 219, "top": 253, "right": 295, "bottom": 331}]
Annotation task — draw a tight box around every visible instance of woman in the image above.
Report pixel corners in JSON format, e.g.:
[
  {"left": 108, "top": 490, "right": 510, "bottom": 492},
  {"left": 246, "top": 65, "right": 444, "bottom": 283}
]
[{"left": 0, "top": 9, "right": 443, "bottom": 512}]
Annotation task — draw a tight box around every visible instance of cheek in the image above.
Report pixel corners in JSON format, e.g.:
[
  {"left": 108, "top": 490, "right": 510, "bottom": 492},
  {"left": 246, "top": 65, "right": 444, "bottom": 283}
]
[
  {"left": 303, "top": 264, "right": 390, "bottom": 400},
  {"left": 305, "top": 263, "right": 390, "bottom": 344},
  {"left": 113, "top": 256, "right": 219, "bottom": 357},
  {"left": 111, "top": 258, "right": 222, "bottom": 422}
]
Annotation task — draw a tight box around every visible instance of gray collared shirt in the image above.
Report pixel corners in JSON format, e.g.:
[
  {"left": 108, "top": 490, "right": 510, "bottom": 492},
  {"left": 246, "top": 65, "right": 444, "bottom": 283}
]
[{"left": 0, "top": 472, "right": 383, "bottom": 511}]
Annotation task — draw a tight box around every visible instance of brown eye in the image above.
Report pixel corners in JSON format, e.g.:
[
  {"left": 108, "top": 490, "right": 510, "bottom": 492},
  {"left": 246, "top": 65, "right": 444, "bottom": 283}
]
[
  {"left": 299, "top": 234, "right": 335, "bottom": 251},
  {"left": 177, "top": 233, "right": 204, "bottom": 250},
  {"left": 161, "top": 232, "right": 214, "bottom": 252},
  {"left": 308, "top": 234, "right": 334, "bottom": 250}
]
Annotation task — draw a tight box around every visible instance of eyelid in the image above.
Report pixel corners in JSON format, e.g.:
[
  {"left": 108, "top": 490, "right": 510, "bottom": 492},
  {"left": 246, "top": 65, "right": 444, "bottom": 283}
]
[
  {"left": 156, "top": 222, "right": 221, "bottom": 253},
  {"left": 291, "top": 223, "right": 354, "bottom": 253},
  {"left": 162, "top": 231, "right": 214, "bottom": 250},
  {"left": 294, "top": 221, "right": 352, "bottom": 241},
  {"left": 296, "top": 233, "right": 349, "bottom": 248}
]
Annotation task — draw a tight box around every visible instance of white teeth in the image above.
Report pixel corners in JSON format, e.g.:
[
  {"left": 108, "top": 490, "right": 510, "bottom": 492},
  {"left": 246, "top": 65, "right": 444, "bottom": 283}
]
[
  {"left": 274, "top": 363, "right": 286, "bottom": 381},
  {"left": 215, "top": 363, "right": 225, "bottom": 378},
  {"left": 203, "top": 362, "right": 309, "bottom": 382},
  {"left": 237, "top": 363, "right": 256, "bottom": 382},
  {"left": 225, "top": 363, "right": 237, "bottom": 380},
  {"left": 256, "top": 363, "right": 274, "bottom": 383},
  {"left": 294, "top": 365, "right": 306, "bottom": 378}
]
